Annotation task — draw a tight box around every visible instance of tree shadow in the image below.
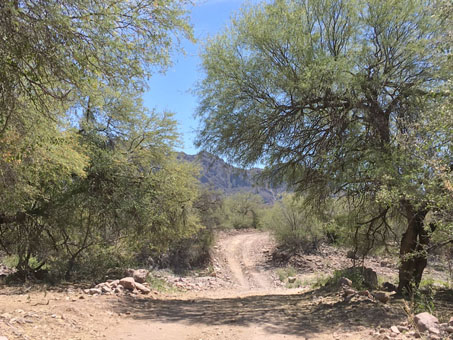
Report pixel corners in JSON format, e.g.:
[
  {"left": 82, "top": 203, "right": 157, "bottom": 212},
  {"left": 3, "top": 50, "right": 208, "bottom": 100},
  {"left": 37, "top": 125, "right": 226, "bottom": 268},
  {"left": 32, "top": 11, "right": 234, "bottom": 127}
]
[{"left": 112, "top": 290, "right": 406, "bottom": 338}]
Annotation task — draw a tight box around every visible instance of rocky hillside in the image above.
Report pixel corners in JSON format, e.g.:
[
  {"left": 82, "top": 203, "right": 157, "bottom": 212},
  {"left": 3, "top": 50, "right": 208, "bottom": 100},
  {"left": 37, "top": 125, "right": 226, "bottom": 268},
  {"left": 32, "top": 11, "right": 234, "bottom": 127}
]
[{"left": 178, "top": 151, "right": 284, "bottom": 204}]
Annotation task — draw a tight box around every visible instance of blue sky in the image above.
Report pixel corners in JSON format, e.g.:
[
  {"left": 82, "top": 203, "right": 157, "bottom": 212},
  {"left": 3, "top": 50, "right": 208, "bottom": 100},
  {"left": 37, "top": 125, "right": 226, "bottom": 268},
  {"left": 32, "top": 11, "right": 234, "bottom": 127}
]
[{"left": 143, "top": 0, "right": 253, "bottom": 155}]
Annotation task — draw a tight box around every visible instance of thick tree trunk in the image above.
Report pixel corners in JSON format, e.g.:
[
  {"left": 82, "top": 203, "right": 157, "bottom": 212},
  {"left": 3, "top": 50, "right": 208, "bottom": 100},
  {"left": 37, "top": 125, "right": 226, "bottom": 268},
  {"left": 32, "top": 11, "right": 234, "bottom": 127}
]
[{"left": 397, "top": 204, "right": 429, "bottom": 294}]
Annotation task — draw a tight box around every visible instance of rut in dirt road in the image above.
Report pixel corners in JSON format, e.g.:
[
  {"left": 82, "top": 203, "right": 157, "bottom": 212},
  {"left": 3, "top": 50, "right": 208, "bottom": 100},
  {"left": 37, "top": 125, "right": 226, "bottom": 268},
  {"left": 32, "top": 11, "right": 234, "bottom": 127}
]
[{"left": 218, "top": 231, "right": 278, "bottom": 290}]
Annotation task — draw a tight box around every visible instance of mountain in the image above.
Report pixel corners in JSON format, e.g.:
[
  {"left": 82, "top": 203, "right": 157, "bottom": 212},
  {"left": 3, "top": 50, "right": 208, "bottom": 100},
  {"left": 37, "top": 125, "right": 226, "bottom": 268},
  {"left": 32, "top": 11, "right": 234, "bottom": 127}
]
[{"left": 178, "top": 151, "right": 284, "bottom": 204}]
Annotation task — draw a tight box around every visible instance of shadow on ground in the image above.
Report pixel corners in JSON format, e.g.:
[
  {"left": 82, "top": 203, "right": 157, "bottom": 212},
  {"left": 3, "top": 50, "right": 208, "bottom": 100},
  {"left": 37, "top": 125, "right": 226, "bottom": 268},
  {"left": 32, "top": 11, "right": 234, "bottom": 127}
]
[{"left": 112, "top": 290, "right": 407, "bottom": 338}]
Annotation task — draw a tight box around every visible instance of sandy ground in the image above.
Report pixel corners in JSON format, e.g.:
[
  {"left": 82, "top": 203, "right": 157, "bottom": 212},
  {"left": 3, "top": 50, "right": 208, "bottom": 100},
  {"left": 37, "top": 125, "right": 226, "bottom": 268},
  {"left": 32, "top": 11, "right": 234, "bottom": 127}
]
[{"left": 1, "top": 231, "right": 451, "bottom": 340}]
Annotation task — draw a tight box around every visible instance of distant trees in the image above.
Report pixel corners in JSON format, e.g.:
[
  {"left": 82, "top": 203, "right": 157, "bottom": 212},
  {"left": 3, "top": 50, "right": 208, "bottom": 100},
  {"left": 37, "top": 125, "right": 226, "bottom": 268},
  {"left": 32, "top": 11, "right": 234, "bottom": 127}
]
[{"left": 196, "top": 0, "right": 452, "bottom": 292}]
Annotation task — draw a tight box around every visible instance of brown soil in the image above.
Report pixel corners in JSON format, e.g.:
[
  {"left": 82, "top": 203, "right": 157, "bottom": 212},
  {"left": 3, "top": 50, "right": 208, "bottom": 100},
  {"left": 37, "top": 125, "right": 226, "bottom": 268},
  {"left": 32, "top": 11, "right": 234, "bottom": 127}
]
[{"left": 0, "top": 230, "right": 451, "bottom": 340}]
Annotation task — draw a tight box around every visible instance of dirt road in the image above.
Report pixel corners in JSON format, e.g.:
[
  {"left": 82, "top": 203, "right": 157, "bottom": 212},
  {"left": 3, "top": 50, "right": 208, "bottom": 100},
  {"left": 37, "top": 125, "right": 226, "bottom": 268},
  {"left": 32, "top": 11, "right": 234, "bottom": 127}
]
[
  {"left": 0, "top": 230, "right": 420, "bottom": 340},
  {"left": 106, "top": 231, "right": 403, "bottom": 340},
  {"left": 216, "top": 231, "right": 278, "bottom": 290}
]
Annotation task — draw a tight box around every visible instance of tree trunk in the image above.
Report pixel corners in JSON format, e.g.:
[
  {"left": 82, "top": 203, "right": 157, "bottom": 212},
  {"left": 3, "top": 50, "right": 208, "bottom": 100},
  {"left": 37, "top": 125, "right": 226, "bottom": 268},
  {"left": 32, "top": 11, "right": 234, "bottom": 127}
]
[{"left": 397, "top": 204, "right": 429, "bottom": 294}]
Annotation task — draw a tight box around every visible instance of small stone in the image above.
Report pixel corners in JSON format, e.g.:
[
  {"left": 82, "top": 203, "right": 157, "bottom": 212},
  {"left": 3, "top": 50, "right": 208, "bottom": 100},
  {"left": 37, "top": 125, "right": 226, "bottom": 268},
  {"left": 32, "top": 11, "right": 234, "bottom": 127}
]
[
  {"left": 397, "top": 325, "right": 409, "bottom": 332},
  {"left": 359, "top": 290, "right": 372, "bottom": 298},
  {"left": 88, "top": 288, "right": 102, "bottom": 295},
  {"left": 390, "top": 326, "right": 400, "bottom": 334},
  {"left": 287, "top": 277, "right": 296, "bottom": 284},
  {"left": 0, "top": 336, "right": 9, "bottom": 340},
  {"left": 449, "top": 317, "right": 453, "bottom": 326},
  {"left": 446, "top": 326, "right": 453, "bottom": 333}
]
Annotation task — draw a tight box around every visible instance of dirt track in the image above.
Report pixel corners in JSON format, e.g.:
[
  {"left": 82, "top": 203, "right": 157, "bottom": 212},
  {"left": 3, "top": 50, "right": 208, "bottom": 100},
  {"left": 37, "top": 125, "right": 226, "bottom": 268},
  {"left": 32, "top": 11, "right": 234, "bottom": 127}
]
[
  {"left": 106, "top": 231, "right": 404, "bottom": 340},
  {"left": 217, "top": 231, "right": 278, "bottom": 290},
  {"left": 0, "top": 230, "right": 427, "bottom": 340}
]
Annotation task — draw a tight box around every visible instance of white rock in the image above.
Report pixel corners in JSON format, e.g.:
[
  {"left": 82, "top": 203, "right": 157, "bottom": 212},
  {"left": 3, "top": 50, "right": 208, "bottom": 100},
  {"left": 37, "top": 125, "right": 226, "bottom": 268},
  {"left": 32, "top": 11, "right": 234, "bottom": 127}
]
[
  {"left": 414, "top": 312, "right": 440, "bottom": 335},
  {"left": 287, "top": 276, "right": 296, "bottom": 283},
  {"left": 390, "top": 326, "right": 400, "bottom": 334}
]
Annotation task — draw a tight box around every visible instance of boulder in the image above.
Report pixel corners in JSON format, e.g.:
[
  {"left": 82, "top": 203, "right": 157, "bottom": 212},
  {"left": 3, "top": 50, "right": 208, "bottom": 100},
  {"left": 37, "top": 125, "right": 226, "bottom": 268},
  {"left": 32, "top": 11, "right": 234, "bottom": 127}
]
[
  {"left": 373, "top": 292, "right": 390, "bottom": 303},
  {"left": 449, "top": 317, "right": 453, "bottom": 326},
  {"left": 339, "top": 277, "right": 352, "bottom": 287},
  {"left": 362, "top": 267, "right": 378, "bottom": 289},
  {"left": 134, "top": 282, "right": 151, "bottom": 294},
  {"left": 132, "top": 269, "right": 149, "bottom": 284},
  {"left": 0, "top": 336, "right": 9, "bottom": 340},
  {"left": 446, "top": 326, "right": 453, "bottom": 334},
  {"left": 119, "top": 277, "right": 136, "bottom": 290},
  {"left": 414, "top": 312, "right": 440, "bottom": 335}
]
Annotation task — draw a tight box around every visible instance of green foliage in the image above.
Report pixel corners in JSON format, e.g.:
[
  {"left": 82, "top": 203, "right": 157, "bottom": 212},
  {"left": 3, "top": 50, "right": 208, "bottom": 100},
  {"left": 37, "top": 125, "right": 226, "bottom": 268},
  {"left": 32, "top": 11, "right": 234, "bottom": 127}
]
[
  {"left": 410, "top": 284, "right": 436, "bottom": 314},
  {"left": 262, "top": 194, "right": 332, "bottom": 253},
  {"left": 276, "top": 266, "right": 297, "bottom": 282},
  {"left": 195, "top": 0, "right": 452, "bottom": 289},
  {"left": 193, "top": 188, "right": 226, "bottom": 230},
  {"left": 0, "top": 0, "right": 202, "bottom": 281},
  {"left": 222, "top": 192, "right": 264, "bottom": 229},
  {"left": 327, "top": 268, "right": 367, "bottom": 291},
  {"left": 147, "top": 274, "right": 180, "bottom": 293}
]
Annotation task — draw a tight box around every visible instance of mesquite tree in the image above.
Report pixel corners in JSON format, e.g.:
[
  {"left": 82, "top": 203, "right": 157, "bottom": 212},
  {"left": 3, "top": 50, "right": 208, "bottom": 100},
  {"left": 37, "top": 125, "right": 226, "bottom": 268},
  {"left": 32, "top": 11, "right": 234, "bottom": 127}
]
[{"left": 196, "top": 0, "right": 451, "bottom": 292}]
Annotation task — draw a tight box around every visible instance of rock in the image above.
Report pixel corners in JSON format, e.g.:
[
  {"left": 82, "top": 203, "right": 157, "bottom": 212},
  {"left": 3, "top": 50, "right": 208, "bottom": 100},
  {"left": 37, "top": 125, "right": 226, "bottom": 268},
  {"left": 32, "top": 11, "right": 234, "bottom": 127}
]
[
  {"left": 347, "top": 250, "right": 359, "bottom": 260},
  {"left": 363, "top": 267, "right": 378, "bottom": 289},
  {"left": 449, "top": 317, "right": 453, "bottom": 326},
  {"left": 339, "top": 277, "right": 352, "bottom": 287},
  {"left": 132, "top": 269, "right": 149, "bottom": 284},
  {"left": 101, "top": 285, "right": 112, "bottom": 293},
  {"left": 287, "top": 276, "right": 296, "bottom": 284},
  {"left": 88, "top": 288, "right": 102, "bottom": 295},
  {"left": 390, "top": 326, "right": 400, "bottom": 334},
  {"left": 134, "top": 282, "right": 151, "bottom": 294},
  {"left": 445, "top": 326, "right": 453, "bottom": 333},
  {"left": 373, "top": 292, "right": 390, "bottom": 303},
  {"left": 358, "top": 290, "right": 372, "bottom": 299},
  {"left": 414, "top": 312, "right": 440, "bottom": 335},
  {"left": 397, "top": 325, "right": 409, "bottom": 332},
  {"left": 0, "top": 336, "right": 9, "bottom": 340},
  {"left": 119, "top": 277, "right": 136, "bottom": 290}
]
